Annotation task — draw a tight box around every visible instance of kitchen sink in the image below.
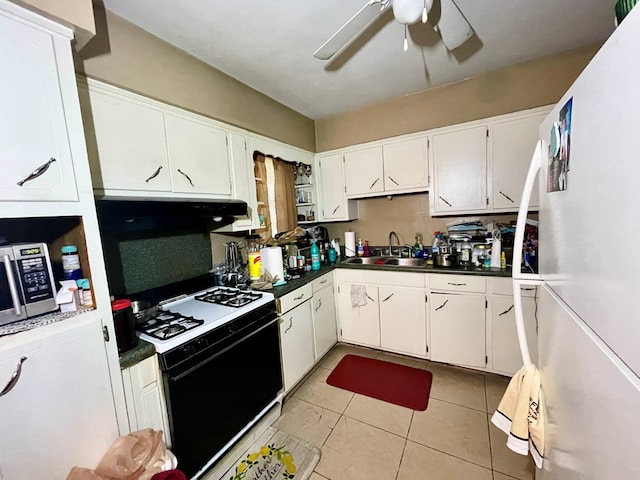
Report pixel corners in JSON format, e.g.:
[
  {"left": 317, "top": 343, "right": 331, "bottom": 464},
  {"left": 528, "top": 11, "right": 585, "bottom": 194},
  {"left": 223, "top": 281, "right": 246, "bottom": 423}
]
[{"left": 343, "top": 256, "right": 427, "bottom": 268}]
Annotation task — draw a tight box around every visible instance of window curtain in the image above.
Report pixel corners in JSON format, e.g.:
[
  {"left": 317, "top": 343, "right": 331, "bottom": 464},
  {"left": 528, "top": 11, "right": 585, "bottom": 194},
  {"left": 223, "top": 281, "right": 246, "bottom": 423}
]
[{"left": 253, "top": 152, "right": 297, "bottom": 242}]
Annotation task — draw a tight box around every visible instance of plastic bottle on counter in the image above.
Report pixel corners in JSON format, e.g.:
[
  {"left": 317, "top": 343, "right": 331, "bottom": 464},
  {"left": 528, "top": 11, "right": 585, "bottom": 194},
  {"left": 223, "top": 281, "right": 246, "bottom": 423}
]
[
  {"left": 432, "top": 232, "right": 441, "bottom": 255},
  {"left": 363, "top": 240, "right": 371, "bottom": 257},
  {"left": 328, "top": 245, "right": 337, "bottom": 264},
  {"left": 460, "top": 238, "right": 472, "bottom": 266},
  {"left": 357, "top": 238, "right": 364, "bottom": 257},
  {"left": 61, "top": 245, "right": 83, "bottom": 280},
  {"left": 311, "top": 240, "right": 321, "bottom": 271},
  {"left": 501, "top": 251, "right": 507, "bottom": 269}
]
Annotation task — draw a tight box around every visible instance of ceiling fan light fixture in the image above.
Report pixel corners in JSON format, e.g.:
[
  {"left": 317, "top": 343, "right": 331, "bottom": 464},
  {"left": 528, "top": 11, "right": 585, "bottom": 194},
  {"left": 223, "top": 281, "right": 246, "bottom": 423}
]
[{"left": 392, "top": 0, "right": 424, "bottom": 24}]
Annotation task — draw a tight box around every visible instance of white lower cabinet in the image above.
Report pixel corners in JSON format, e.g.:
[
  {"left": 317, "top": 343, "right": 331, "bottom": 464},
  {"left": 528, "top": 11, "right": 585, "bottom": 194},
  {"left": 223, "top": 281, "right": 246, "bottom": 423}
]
[
  {"left": 311, "top": 276, "right": 337, "bottom": 360},
  {"left": 379, "top": 286, "right": 427, "bottom": 356},
  {"left": 278, "top": 287, "right": 315, "bottom": 392},
  {"left": 0, "top": 314, "right": 119, "bottom": 479},
  {"left": 121, "top": 354, "right": 170, "bottom": 444},
  {"left": 429, "top": 293, "right": 486, "bottom": 368},
  {"left": 488, "top": 279, "right": 539, "bottom": 376},
  {"left": 336, "top": 283, "right": 380, "bottom": 348}
]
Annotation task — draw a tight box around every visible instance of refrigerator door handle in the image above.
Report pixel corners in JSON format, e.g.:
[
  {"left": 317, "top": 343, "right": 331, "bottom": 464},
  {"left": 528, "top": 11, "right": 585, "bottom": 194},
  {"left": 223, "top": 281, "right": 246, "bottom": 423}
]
[{"left": 512, "top": 141, "right": 543, "bottom": 368}]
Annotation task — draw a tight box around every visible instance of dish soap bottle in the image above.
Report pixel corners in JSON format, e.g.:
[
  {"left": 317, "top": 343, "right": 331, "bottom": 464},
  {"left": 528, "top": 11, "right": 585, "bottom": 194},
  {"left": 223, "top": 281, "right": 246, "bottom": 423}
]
[
  {"left": 501, "top": 251, "right": 507, "bottom": 269},
  {"left": 414, "top": 232, "right": 424, "bottom": 258},
  {"left": 432, "top": 231, "right": 441, "bottom": 256},
  {"left": 357, "top": 238, "right": 364, "bottom": 257},
  {"left": 311, "top": 240, "right": 321, "bottom": 271},
  {"left": 363, "top": 240, "right": 371, "bottom": 257}
]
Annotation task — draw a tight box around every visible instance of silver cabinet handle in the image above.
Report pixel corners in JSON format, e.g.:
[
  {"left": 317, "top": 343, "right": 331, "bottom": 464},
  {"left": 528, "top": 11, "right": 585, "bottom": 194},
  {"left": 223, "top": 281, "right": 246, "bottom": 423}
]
[
  {"left": 521, "top": 287, "right": 536, "bottom": 291},
  {"left": 366, "top": 293, "right": 375, "bottom": 302},
  {"left": 435, "top": 299, "right": 449, "bottom": 311},
  {"left": 369, "top": 178, "right": 380, "bottom": 190},
  {"left": 332, "top": 205, "right": 341, "bottom": 215},
  {"left": 382, "top": 293, "right": 394, "bottom": 302},
  {"left": 3, "top": 255, "right": 21, "bottom": 316},
  {"left": 319, "top": 279, "right": 328, "bottom": 285},
  {"left": 1, "top": 356, "right": 27, "bottom": 397},
  {"left": 439, "top": 196, "right": 452, "bottom": 207},
  {"left": 499, "top": 191, "right": 515, "bottom": 203},
  {"left": 315, "top": 298, "right": 322, "bottom": 312},
  {"left": 177, "top": 168, "right": 195, "bottom": 187},
  {"left": 17, "top": 157, "right": 56, "bottom": 186},
  {"left": 145, "top": 165, "right": 163, "bottom": 183},
  {"left": 284, "top": 317, "right": 293, "bottom": 333},
  {"left": 499, "top": 305, "right": 514, "bottom": 316},
  {"left": 293, "top": 293, "right": 305, "bottom": 301},
  {"left": 387, "top": 176, "right": 399, "bottom": 186},
  {"left": 447, "top": 282, "right": 466, "bottom": 286}
]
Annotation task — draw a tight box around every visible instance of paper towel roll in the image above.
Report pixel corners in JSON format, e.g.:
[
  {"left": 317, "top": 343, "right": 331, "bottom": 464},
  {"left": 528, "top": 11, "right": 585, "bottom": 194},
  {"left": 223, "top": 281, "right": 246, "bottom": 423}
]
[
  {"left": 344, "top": 231, "right": 356, "bottom": 257},
  {"left": 490, "top": 239, "right": 502, "bottom": 269},
  {"left": 260, "top": 246, "right": 286, "bottom": 286}
]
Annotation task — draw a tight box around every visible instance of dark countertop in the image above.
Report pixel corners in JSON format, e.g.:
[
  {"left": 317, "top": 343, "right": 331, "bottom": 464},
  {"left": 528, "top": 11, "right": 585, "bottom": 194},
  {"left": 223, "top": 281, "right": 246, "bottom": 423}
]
[
  {"left": 119, "top": 339, "right": 156, "bottom": 369},
  {"left": 264, "top": 259, "right": 511, "bottom": 298}
]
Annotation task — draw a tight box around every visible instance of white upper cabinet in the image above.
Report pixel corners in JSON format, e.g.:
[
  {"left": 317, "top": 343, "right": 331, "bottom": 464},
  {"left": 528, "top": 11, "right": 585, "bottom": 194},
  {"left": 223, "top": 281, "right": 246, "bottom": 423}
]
[
  {"left": 340, "top": 137, "right": 429, "bottom": 200},
  {"left": 431, "top": 125, "right": 488, "bottom": 214},
  {"left": 165, "top": 114, "right": 231, "bottom": 196},
  {"left": 80, "top": 86, "right": 171, "bottom": 193},
  {"left": 344, "top": 146, "right": 384, "bottom": 197},
  {"left": 317, "top": 154, "right": 358, "bottom": 221},
  {"left": 490, "top": 112, "right": 547, "bottom": 211},
  {"left": 0, "top": 10, "right": 78, "bottom": 201},
  {"left": 382, "top": 137, "right": 429, "bottom": 192}
]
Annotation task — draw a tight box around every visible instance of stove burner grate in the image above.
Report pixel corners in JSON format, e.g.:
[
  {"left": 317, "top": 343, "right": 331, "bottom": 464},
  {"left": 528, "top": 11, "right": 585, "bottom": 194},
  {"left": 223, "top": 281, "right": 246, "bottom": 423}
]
[
  {"left": 137, "top": 310, "right": 204, "bottom": 340},
  {"left": 194, "top": 287, "right": 262, "bottom": 308}
]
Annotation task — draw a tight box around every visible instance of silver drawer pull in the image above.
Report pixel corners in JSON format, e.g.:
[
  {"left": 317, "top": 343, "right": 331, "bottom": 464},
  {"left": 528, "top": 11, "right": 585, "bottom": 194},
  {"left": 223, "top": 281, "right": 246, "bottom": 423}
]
[
  {"left": 499, "top": 305, "right": 514, "bottom": 316},
  {"left": 439, "top": 196, "right": 452, "bottom": 207},
  {"left": 293, "top": 293, "right": 305, "bottom": 301},
  {"left": 435, "top": 300, "right": 449, "bottom": 311},
  {"left": 284, "top": 317, "right": 293, "bottom": 333},
  {"left": 382, "top": 293, "right": 394, "bottom": 302},
  {"left": 145, "top": 165, "right": 163, "bottom": 183},
  {"left": 387, "top": 176, "right": 399, "bottom": 186},
  {"left": 1, "top": 356, "right": 27, "bottom": 397},
  {"left": 447, "top": 282, "right": 466, "bottom": 286},
  {"left": 521, "top": 287, "right": 536, "bottom": 291},
  {"left": 319, "top": 279, "right": 328, "bottom": 285},
  {"left": 369, "top": 178, "right": 380, "bottom": 190},
  {"left": 17, "top": 157, "right": 56, "bottom": 186}
]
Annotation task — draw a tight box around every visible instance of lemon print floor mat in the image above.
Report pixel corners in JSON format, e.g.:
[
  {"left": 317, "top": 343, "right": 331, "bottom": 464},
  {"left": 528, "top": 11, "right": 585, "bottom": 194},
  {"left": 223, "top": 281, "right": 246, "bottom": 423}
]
[{"left": 223, "top": 427, "right": 321, "bottom": 480}]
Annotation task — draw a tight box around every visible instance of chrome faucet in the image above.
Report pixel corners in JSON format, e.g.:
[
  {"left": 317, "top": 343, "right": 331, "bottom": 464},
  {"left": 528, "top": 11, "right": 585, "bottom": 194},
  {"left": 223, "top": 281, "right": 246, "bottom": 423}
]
[{"left": 388, "top": 231, "right": 400, "bottom": 257}]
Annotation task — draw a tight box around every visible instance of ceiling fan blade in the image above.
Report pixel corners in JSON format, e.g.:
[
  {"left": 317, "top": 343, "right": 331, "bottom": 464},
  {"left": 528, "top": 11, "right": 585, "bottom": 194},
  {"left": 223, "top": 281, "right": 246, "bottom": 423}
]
[
  {"left": 313, "top": 1, "right": 390, "bottom": 60},
  {"left": 437, "top": 0, "right": 474, "bottom": 50}
]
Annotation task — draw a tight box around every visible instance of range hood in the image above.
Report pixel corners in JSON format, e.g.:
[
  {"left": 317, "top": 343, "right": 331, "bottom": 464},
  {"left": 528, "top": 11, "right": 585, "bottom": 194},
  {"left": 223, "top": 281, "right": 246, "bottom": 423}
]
[{"left": 95, "top": 197, "right": 248, "bottom": 234}]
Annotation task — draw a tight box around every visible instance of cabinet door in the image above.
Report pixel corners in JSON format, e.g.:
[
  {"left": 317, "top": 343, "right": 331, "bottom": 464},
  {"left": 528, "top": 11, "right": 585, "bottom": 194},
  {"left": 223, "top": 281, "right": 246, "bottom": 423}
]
[
  {"left": 490, "top": 113, "right": 546, "bottom": 211},
  {"left": 0, "top": 316, "right": 119, "bottom": 479},
  {"left": 336, "top": 284, "right": 380, "bottom": 347},
  {"left": 490, "top": 295, "right": 538, "bottom": 375},
  {"left": 431, "top": 126, "right": 487, "bottom": 213},
  {"left": 429, "top": 293, "right": 486, "bottom": 368},
  {"left": 0, "top": 13, "right": 78, "bottom": 201},
  {"left": 318, "top": 154, "right": 348, "bottom": 220},
  {"left": 312, "top": 284, "right": 337, "bottom": 359},
  {"left": 165, "top": 114, "right": 231, "bottom": 195},
  {"left": 81, "top": 88, "right": 171, "bottom": 192},
  {"left": 222, "top": 132, "right": 258, "bottom": 230},
  {"left": 279, "top": 300, "right": 314, "bottom": 392},
  {"left": 379, "top": 286, "right": 427, "bottom": 356},
  {"left": 344, "top": 147, "right": 384, "bottom": 197},
  {"left": 382, "top": 138, "right": 429, "bottom": 192}
]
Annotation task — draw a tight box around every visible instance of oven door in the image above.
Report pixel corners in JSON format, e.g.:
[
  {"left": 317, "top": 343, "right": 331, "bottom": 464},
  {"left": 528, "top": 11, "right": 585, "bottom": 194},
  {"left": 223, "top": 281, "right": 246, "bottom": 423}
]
[
  {"left": 0, "top": 250, "right": 27, "bottom": 326},
  {"left": 162, "top": 315, "right": 282, "bottom": 478}
]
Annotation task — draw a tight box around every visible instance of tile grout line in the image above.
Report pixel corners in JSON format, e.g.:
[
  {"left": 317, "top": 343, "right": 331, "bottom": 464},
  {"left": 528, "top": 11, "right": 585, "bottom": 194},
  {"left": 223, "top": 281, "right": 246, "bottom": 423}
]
[{"left": 394, "top": 437, "right": 409, "bottom": 480}]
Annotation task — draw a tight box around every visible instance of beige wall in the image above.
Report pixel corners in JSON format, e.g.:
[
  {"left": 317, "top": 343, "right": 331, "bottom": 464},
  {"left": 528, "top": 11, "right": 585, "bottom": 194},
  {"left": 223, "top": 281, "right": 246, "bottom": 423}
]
[
  {"left": 322, "top": 193, "right": 530, "bottom": 250},
  {"left": 15, "top": 0, "right": 95, "bottom": 32},
  {"left": 74, "top": 6, "right": 316, "bottom": 152},
  {"left": 316, "top": 45, "right": 599, "bottom": 151}
]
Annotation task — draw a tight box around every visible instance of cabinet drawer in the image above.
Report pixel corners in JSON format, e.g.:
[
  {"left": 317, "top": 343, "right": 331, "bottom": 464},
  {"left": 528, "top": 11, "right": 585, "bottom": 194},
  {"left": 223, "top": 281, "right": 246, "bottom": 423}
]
[
  {"left": 277, "top": 284, "right": 313, "bottom": 314},
  {"left": 429, "top": 274, "right": 486, "bottom": 293},
  {"left": 336, "top": 269, "right": 425, "bottom": 287},
  {"left": 312, "top": 273, "right": 333, "bottom": 293},
  {"left": 130, "top": 355, "right": 159, "bottom": 388},
  {"left": 488, "top": 277, "right": 537, "bottom": 297}
]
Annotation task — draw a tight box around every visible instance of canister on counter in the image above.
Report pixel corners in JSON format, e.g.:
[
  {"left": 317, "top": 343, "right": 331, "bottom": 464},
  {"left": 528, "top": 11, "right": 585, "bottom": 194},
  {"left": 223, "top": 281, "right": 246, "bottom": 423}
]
[{"left": 111, "top": 299, "right": 138, "bottom": 353}]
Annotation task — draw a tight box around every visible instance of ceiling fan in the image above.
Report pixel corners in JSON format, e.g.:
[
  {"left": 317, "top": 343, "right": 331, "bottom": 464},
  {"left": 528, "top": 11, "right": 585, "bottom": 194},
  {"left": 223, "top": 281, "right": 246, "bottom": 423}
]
[{"left": 313, "top": 0, "right": 474, "bottom": 60}]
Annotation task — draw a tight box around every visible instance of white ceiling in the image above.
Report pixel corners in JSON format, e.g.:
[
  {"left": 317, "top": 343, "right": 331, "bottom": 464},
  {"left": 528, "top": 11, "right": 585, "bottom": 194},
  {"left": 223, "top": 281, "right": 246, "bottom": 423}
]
[{"left": 102, "top": 0, "right": 616, "bottom": 119}]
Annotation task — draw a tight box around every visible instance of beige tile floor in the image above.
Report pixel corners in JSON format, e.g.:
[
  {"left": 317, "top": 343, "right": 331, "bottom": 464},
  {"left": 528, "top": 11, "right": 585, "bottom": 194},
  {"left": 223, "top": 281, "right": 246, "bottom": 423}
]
[{"left": 274, "top": 343, "right": 535, "bottom": 480}]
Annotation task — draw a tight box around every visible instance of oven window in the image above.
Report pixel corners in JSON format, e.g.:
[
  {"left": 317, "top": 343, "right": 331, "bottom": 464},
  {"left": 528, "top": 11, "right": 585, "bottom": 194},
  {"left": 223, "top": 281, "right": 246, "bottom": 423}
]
[{"left": 163, "top": 320, "right": 282, "bottom": 478}]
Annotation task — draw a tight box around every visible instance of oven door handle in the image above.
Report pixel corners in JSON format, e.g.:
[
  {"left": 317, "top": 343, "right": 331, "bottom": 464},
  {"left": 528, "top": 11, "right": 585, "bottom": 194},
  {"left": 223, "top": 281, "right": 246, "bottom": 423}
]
[
  {"left": 166, "top": 316, "right": 279, "bottom": 381},
  {"left": 3, "top": 255, "right": 22, "bottom": 316}
]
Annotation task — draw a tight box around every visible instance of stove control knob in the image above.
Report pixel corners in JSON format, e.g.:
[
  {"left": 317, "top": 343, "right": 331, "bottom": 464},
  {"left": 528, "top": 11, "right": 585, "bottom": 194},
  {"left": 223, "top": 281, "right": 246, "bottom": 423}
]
[
  {"left": 196, "top": 338, "right": 209, "bottom": 349},
  {"left": 183, "top": 345, "right": 196, "bottom": 357}
]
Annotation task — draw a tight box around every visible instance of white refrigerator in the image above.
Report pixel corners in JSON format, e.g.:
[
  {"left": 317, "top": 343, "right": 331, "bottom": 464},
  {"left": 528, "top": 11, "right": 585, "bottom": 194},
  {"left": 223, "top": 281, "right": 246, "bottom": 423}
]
[{"left": 512, "top": 5, "right": 640, "bottom": 479}]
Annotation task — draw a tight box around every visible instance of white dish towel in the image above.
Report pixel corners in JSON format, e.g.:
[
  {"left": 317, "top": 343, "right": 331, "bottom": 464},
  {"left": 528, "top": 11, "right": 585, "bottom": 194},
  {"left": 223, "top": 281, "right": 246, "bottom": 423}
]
[
  {"left": 491, "top": 364, "right": 545, "bottom": 468},
  {"left": 350, "top": 284, "right": 368, "bottom": 308}
]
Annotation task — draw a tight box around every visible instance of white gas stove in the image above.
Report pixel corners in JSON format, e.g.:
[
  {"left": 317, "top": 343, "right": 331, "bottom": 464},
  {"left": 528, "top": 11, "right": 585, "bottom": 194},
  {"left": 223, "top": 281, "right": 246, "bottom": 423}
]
[{"left": 138, "top": 287, "right": 275, "bottom": 353}]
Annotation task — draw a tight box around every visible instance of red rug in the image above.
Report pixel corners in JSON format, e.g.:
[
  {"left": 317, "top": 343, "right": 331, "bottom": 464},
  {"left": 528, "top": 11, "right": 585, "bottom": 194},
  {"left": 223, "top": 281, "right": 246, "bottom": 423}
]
[{"left": 326, "top": 354, "right": 433, "bottom": 411}]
